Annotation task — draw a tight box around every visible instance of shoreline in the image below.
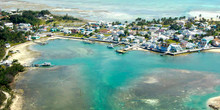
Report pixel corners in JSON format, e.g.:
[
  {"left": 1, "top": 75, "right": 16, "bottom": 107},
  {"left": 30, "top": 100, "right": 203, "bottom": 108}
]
[{"left": 205, "top": 48, "right": 220, "bottom": 53}]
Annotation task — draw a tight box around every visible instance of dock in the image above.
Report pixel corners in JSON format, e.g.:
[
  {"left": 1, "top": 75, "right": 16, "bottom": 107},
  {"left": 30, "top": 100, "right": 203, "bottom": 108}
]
[
  {"left": 116, "top": 45, "right": 134, "bottom": 54},
  {"left": 55, "top": 36, "right": 220, "bottom": 56},
  {"left": 165, "top": 47, "right": 219, "bottom": 56}
]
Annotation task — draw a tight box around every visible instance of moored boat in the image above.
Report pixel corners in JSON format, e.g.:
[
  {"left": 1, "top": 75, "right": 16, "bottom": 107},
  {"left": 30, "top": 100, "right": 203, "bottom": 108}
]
[
  {"left": 41, "top": 62, "right": 51, "bottom": 67},
  {"left": 107, "top": 44, "right": 114, "bottom": 49}
]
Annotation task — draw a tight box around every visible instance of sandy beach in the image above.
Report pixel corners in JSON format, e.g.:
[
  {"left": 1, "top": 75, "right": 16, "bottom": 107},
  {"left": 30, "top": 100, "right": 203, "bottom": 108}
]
[
  {"left": 205, "top": 48, "right": 220, "bottom": 53},
  {"left": 6, "top": 36, "right": 62, "bottom": 66},
  {"left": 7, "top": 41, "right": 39, "bottom": 66},
  {"left": 207, "top": 96, "right": 220, "bottom": 110},
  {"left": 10, "top": 90, "right": 23, "bottom": 110}
]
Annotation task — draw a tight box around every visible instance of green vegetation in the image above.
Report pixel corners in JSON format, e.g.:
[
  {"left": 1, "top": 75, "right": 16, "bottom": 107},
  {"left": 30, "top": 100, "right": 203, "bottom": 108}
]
[
  {"left": 0, "top": 27, "right": 26, "bottom": 43},
  {"left": 0, "top": 41, "right": 5, "bottom": 60},
  {"left": 46, "top": 14, "right": 81, "bottom": 25},
  {"left": 133, "top": 16, "right": 184, "bottom": 26},
  {"left": 170, "top": 23, "right": 182, "bottom": 30},
  {"left": 69, "top": 33, "right": 84, "bottom": 37},
  {"left": 0, "top": 61, "right": 25, "bottom": 88},
  {"left": 8, "top": 11, "right": 41, "bottom": 25},
  {"left": 112, "top": 21, "right": 122, "bottom": 25},
  {"left": 0, "top": 61, "right": 24, "bottom": 109},
  {"left": 0, "top": 27, "right": 27, "bottom": 59},
  {"left": 54, "top": 14, "right": 79, "bottom": 21},
  {"left": 185, "top": 22, "right": 192, "bottom": 29},
  {"left": 39, "top": 10, "right": 51, "bottom": 16},
  {"left": 1, "top": 10, "right": 81, "bottom": 26},
  {"left": 166, "top": 39, "right": 180, "bottom": 44},
  {"left": 0, "top": 91, "right": 6, "bottom": 106}
]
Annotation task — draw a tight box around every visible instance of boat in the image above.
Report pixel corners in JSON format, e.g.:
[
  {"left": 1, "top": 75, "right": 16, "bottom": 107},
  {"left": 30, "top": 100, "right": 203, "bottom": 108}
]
[
  {"left": 116, "top": 49, "right": 127, "bottom": 54},
  {"left": 41, "top": 62, "right": 51, "bottom": 67},
  {"left": 107, "top": 44, "right": 114, "bottom": 49}
]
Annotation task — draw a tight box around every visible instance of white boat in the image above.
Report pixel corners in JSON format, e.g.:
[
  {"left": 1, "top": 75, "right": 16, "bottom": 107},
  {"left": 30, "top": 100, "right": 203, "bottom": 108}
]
[
  {"left": 41, "top": 62, "right": 51, "bottom": 67},
  {"left": 107, "top": 44, "right": 114, "bottom": 49}
]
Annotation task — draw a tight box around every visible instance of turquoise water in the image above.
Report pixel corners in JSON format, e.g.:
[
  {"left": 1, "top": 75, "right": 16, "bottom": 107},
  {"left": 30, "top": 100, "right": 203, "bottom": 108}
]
[
  {"left": 15, "top": 39, "right": 220, "bottom": 110},
  {"left": 19, "top": 0, "right": 220, "bottom": 21}
]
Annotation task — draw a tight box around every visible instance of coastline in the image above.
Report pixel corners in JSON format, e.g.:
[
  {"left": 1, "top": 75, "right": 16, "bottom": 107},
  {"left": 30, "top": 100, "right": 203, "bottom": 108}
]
[
  {"left": 5, "top": 36, "right": 220, "bottom": 110},
  {"left": 8, "top": 36, "right": 61, "bottom": 110},
  {"left": 0, "top": 0, "right": 219, "bottom": 109},
  {"left": 205, "top": 48, "right": 220, "bottom": 53}
]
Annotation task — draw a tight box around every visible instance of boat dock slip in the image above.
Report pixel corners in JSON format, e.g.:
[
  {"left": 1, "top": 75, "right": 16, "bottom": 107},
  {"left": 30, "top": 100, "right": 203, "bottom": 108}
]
[{"left": 166, "top": 47, "right": 220, "bottom": 56}]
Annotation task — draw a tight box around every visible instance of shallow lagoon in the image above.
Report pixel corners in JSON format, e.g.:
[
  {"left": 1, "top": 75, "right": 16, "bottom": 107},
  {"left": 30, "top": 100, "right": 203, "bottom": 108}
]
[
  {"left": 16, "top": 39, "right": 220, "bottom": 110},
  {"left": 20, "top": 0, "right": 220, "bottom": 21}
]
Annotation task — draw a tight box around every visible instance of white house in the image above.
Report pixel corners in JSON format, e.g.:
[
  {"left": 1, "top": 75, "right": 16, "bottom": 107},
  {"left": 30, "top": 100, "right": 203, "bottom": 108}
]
[
  {"left": 157, "top": 34, "right": 169, "bottom": 40},
  {"left": 121, "top": 38, "right": 129, "bottom": 42},
  {"left": 127, "top": 35, "right": 135, "bottom": 40},
  {"left": 113, "top": 36, "right": 120, "bottom": 41},
  {"left": 96, "top": 34, "right": 105, "bottom": 39},
  {"left": 135, "top": 36, "right": 146, "bottom": 43},
  {"left": 199, "top": 36, "right": 214, "bottom": 48},
  {"left": 4, "top": 23, "right": 13, "bottom": 28},
  {"left": 167, "top": 44, "right": 183, "bottom": 53},
  {"left": 5, "top": 43, "right": 11, "bottom": 48}
]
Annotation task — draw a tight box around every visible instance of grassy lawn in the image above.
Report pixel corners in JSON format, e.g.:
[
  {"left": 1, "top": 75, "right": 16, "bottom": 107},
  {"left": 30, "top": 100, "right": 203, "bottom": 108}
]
[
  {"left": 163, "top": 25, "right": 170, "bottom": 27},
  {"left": 103, "top": 34, "right": 111, "bottom": 37},
  {"left": 166, "top": 39, "right": 180, "bottom": 44}
]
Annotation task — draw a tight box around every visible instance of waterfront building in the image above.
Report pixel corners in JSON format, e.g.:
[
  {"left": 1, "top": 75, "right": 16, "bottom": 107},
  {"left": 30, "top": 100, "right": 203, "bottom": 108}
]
[
  {"left": 199, "top": 36, "right": 214, "bottom": 48},
  {"left": 4, "top": 23, "right": 13, "bottom": 28},
  {"left": 167, "top": 44, "right": 183, "bottom": 53}
]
